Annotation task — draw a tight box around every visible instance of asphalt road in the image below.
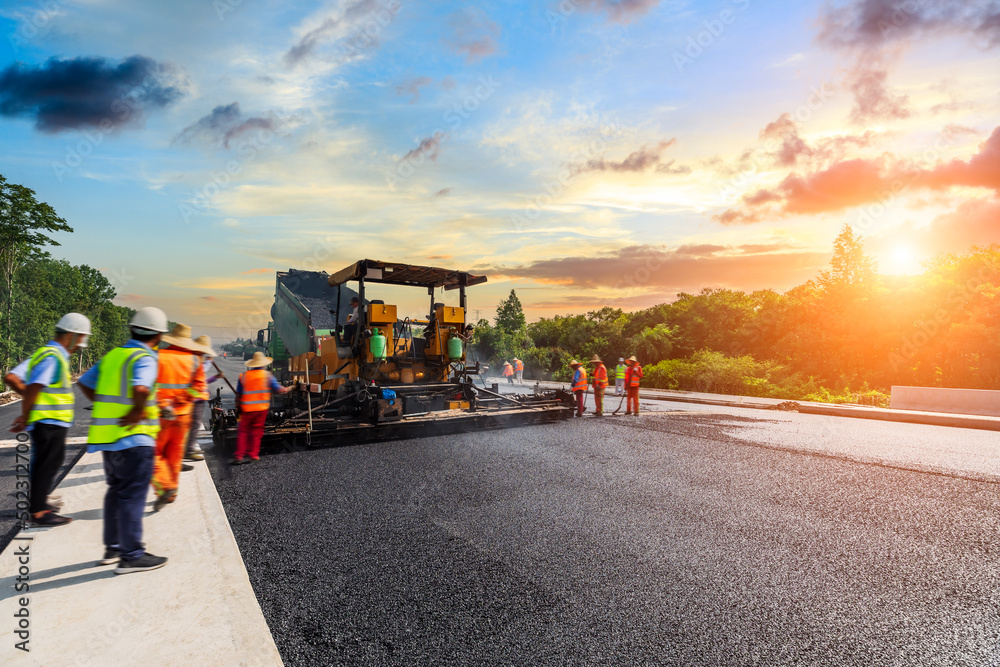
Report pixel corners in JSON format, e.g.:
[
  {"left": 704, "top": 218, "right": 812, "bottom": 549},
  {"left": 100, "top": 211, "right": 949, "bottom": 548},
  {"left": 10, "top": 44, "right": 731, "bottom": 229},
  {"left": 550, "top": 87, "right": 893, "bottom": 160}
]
[{"left": 206, "top": 402, "right": 1000, "bottom": 665}]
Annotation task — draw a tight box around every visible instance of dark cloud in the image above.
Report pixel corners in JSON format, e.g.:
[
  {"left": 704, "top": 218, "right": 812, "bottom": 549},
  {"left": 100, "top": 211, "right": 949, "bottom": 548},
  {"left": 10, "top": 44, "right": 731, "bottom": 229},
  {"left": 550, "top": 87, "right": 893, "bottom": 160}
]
[
  {"left": 447, "top": 9, "right": 501, "bottom": 63},
  {"left": 284, "top": 0, "right": 381, "bottom": 66},
  {"left": 717, "top": 125, "right": 1000, "bottom": 224},
  {"left": 575, "top": 139, "right": 688, "bottom": 174},
  {"left": 761, "top": 114, "right": 812, "bottom": 166},
  {"left": 402, "top": 132, "right": 445, "bottom": 162},
  {"left": 817, "top": 0, "right": 1000, "bottom": 50},
  {"left": 490, "top": 244, "right": 827, "bottom": 292},
  {"left": 0, "top": 55, "right": 186, "bottom": 133},
  {"left": 847, "top": 59, "right": 910, "bottom": 123},
  {"left": 174, "top": 102, "right": 282, "bottom": 149},
  {"left": 396, "top": 76, "right": 432, "bottom": 104},
  {"left": 572, "top": 0, "right": 664, "bottom": 23}
]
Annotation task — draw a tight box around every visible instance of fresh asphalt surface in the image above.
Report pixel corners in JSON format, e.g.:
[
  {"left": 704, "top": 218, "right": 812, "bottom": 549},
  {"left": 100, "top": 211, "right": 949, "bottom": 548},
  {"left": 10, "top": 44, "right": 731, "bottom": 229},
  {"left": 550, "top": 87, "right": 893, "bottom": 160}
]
[{"left": 203, "top": 370, "right": 1000, "bottom": 666}]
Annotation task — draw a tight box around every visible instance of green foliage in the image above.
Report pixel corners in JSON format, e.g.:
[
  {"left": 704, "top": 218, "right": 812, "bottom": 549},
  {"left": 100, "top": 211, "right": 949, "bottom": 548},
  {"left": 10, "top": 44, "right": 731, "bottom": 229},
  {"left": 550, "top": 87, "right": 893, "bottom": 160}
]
[{"left": 494, "top": 289, "right": 526, "bottom": 334}]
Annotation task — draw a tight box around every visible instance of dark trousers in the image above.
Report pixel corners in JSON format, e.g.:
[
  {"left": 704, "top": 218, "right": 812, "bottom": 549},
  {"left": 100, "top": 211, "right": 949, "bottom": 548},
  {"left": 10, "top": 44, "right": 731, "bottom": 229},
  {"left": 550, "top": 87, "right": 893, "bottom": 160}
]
[
  {"left": 574, "top": 390, "right": 586, "bottom": 416},
  {"left": 102, "top": 446, "right": 154, "bottom": 560},
  {"left": 186, "top": 400, "right": 205, "bottom": 452},
  {"left": 29, "top": 423, "right": 67, "bottom": 514}
]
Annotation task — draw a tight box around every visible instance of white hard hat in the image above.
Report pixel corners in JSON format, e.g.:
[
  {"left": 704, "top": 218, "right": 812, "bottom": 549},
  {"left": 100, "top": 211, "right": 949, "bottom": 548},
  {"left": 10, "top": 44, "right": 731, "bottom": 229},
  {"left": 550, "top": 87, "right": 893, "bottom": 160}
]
[
  {"left": 56, "top": 312, "right": 91, "bottom": 335},
  {"left": 619, "top": 357, "right": 625, "bottom": 362},
  {"left": 129, "top": 306, "right": 169, "bottom": 334}
]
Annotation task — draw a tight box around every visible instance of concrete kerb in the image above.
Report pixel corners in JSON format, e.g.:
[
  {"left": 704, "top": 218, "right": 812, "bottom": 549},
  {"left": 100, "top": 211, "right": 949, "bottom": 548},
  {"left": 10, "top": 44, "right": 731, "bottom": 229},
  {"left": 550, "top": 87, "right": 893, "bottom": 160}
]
[
  {"left": 0, "top": 436, "right": 283, "bottom": 665},
  {"left": 523, "top": 379, "right": 1000, "bottom": 432}
]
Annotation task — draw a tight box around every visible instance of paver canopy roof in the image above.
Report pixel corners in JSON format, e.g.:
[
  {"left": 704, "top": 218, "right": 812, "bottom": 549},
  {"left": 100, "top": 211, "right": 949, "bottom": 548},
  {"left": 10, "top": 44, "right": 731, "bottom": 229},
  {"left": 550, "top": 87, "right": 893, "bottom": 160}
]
[{"left": 327, "top": 259, "right": 488, "bottom": 290}]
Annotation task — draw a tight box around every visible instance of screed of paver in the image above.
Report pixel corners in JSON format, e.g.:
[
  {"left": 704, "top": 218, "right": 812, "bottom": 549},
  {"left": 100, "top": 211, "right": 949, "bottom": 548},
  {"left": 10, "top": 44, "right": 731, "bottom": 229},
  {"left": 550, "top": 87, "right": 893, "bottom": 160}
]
[{"left": 0, "top": 449, "right": 283, "bottom": 666}]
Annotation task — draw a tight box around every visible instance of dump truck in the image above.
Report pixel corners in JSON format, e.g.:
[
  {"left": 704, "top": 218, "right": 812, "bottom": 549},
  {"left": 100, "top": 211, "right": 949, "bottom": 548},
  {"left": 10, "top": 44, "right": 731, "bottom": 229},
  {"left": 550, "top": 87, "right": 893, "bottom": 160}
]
[{"left": 211, "top": 260, "right": 573, "bottom": 449}]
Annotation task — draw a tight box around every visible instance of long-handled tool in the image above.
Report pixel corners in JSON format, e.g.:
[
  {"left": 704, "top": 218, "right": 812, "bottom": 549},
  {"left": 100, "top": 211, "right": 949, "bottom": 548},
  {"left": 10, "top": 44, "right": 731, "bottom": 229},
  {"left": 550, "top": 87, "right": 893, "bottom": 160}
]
[{"left": 211, "top": 360, "right": 238, "bottom": 394}]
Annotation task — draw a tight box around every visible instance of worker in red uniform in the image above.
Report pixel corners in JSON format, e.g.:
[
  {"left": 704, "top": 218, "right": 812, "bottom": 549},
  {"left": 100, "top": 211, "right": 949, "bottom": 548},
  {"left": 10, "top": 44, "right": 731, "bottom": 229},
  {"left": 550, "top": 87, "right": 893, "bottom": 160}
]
[
  {"left": 589, "top": 355, "right": 608, "bottom": 417},
  {"left": 625, "top": 355, "right": 643, "bottom": 416},
  {"left": 570, "top": 359, "right": 587, "bottom": 417},
  {"left": 232, "top": 351, "right": 289, "bottom": 464},
  {"left": 151, "top": 324, "right": 208, "bottom": 511}
]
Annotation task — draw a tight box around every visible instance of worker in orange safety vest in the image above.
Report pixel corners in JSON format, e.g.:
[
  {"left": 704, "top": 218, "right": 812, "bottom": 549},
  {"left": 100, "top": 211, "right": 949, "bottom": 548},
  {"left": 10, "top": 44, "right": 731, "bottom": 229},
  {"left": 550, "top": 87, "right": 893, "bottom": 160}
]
[
  {"left": 589, "top": 355, "right": 608, "bottom": 417},
  {"left": 570, "top": 359, "right": 588, "bottom": 417},
  {"left": 502, "top": 360, "right": 514, "bottom": 384},
  {"left": 232, "top": 352, "right": 290, "bottom": 464},
  {"left": 625, "top": 355, "right": 643, "bottom": 416},
  {"left": 513, "top": 357, "right": 524, "bottom": 383},
  {"left": 151, "top": 324, "right": 208, "bottom": 511}
]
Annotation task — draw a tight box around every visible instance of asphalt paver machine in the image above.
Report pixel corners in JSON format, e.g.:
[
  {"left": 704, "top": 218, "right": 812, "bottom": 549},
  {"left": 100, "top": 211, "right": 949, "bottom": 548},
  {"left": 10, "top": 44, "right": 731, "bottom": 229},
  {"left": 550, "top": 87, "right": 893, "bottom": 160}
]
[{"left": 211, "top": 259, "right": 573, "bottom": 450}]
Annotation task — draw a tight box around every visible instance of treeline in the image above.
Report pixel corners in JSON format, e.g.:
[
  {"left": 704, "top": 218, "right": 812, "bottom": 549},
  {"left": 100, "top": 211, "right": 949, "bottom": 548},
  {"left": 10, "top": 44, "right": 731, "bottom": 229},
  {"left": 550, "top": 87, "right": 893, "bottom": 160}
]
[
  {"left": 1, "top": 175, "right": 132, "bottom": 382},
  {"left": 473, "top": 226, "right": 1000, "bottom": 402}
]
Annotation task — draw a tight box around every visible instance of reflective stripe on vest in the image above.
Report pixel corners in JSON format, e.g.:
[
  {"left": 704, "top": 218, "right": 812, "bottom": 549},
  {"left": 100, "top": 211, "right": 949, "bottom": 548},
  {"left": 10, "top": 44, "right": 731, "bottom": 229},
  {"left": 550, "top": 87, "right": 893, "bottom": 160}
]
[
  {"left": 515, "top": 360, "right": 523, "bottom": 372},
  {"left": 157, "top": 348, "right": 200, "bottom": 416},
  {"left": 240, "top": 369, "right": 272, "bottom": 412},
  {"left": 592, "top": 365, "right": 608, "bottom": 389},
  {"left": 571, "top": 367, "right": 587, "bottom": 392},
  {"left": 87, "top": 347, "right": 160, "bottom": 445},
  {"left": 27, "top": 346, "right": 74, "bottom": 424},
  {"left": 628, "top": 365, "right": 642, "bottom": 387},
  {"left": 615, "top": 365, "right": 627, "bottom": 380}
]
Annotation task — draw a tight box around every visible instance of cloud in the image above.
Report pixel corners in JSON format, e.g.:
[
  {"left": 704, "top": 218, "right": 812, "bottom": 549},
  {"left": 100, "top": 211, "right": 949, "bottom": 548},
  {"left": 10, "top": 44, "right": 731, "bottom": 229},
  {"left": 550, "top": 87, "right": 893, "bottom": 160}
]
[
  {"left": 402, "top": 132, "right": 445, "bottom": 162},
  {"left": 447, "top": 9, "right": 501, "bottom": 63},
  {"left": 200, "top": 296, "right": 222, "bottom": 302},
  {"left": 283, "top": 0, "right": 385, "bottom": 66},
  {"left": 571, "top": 0, "right": 664, "bottom": 23},
  {"left": 574, "top": 139, "right": 689, "bottom": 174},
  {"left": 174, "top": 102, "right": 283, "bottom": 149},
  {"left": 432, "top": 187, "right": 452, "bottom": 198},
  {"left": 489, "top": 244, "right": 827, "bottom": 291},
  {"left": 756, "top": 113, "right": 881, "bottom": 169},
  {"left": 817, "top": 0, "right": 1000, "bottom": 50},
  {"left": 846, "top": 59, "right": 910, "bottom": 123},
  {"left": 426, "top": 254, "right": 453, "bottom": 261},
  {"left": 717, "top": 125, "right": 1000, "bottom": 223},
  {"left": 0, "top": 55, "right": 186, "bottom": 133},
  {"left": 396, "top": 76, "right": 432, "bottom": 104}
]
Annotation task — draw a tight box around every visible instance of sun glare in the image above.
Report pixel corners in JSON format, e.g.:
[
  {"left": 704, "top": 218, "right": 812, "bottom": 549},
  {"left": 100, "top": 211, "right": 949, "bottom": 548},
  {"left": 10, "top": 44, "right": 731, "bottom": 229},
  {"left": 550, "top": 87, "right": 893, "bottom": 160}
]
[{"left": 884, "top": 246, "right": 924, "bottom": 275}]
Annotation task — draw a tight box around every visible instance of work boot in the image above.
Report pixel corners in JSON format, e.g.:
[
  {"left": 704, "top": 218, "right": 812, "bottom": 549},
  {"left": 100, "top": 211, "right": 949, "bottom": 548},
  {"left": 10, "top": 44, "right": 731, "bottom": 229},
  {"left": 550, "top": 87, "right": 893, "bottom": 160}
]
[
  {"left": 99, "top": 548, "right": 121, "bottom": 565},
  {"left": 31, "top": 512, "right": 72, "bottom": 527},
  {"left": 184, "top": 443, "right": 205, "bottom": 461},
  {"left": 152, "top": 491, "right": 175, "bottom": 512},
  {"left": 181, "top": 463, "right": 194, "bottom": 472},
  {"left": 115, "top": 553, "right": 167, "bottom": 575}
]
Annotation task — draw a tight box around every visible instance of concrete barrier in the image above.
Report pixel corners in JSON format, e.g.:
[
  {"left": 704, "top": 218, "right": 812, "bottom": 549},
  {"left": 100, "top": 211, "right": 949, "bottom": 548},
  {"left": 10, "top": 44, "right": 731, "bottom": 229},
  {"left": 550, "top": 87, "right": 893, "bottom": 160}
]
[{"left": 890, "top": 386, "right": 1000, "bottom": 417}]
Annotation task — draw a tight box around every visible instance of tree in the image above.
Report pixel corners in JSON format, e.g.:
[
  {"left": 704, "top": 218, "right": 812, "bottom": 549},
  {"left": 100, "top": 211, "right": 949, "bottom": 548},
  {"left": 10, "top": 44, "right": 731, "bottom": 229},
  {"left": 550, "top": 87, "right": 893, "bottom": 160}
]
[
  {"left": 0, "top": 175, "right": 73, "bottom": 369},
  {"left": 818, "top": 223, "right": 877, "bottom": 289},
  {"left": 494, "top": 289, "right": 526, "bottom": 334}
]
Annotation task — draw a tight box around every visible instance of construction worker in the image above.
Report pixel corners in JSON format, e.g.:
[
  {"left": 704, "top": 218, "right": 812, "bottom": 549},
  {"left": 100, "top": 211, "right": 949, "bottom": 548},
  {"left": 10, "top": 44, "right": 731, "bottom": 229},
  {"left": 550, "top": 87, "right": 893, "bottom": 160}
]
[
  {"left": 232, "top": 351, "right": 289, "bottom": 464},
  {"left": 78, "top": 306, "right": 169, "bottom": 574},
  {"left": 614, "top": 357, "right": 627, "bottom": 396},
  {"left": 344, "top": 296, "right": 361, "bottom": 347},
  {"left": 6, "top": 313, "right": 91, "bottom": 527},
  {"left": 151, "top": 324, "right": 207, "bottom": 511},
  {"left": 513, "top": 357, "right": 524, "bottom": 383},
  {"left": 502, "top": 360, "right": 514, "bottom": 384},
  {"left": 183, "top": 335, "right": 224, "bottom": 464},
  {"left": 625, "top": 355, "right": 643, "bottom": 416},
  {"left": 570, "top": 359, "right": 587, "bottom": 417},
  {"left": 589, "top": 355, "right": 608, "bottom": 417}
]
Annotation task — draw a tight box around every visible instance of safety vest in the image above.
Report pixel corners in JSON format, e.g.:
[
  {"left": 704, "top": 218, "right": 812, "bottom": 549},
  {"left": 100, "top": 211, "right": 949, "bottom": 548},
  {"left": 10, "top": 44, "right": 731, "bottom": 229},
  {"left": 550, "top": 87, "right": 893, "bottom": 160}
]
[
  {"left": 615, "top": 364, "right": 627, "bottom": 380},
  {"left": 571, "top": 367, "right": 588, "bottom": 392},
  {"left": 627, "top": 364, "right": 643, "bottom": 388},
  {"left": 26, "top": 345, "right": 74, "bottom": 424},
  {"left": 87, "top": 347, "right": 160, "bottom": 445},
  {"left": 239, "top": 369, "right": 273, "bottom": 412},
  {"left": 502, "top": 364, "right": 513, "bottom": 377},
  {"left": 514, "top": 360, "right": 523, "bottom": 372},
  {"left": 592, "top": 364, "right": 608, "bottom": 389},
  {"left": 157, "top": 347, "right": 201, "bottom": 417}
]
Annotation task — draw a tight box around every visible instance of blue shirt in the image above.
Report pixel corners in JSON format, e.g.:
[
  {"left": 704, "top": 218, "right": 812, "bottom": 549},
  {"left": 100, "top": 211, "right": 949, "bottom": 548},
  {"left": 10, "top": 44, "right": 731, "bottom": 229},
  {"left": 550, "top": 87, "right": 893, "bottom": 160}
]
[
  {"left": 12, "top": 341, "right": 73, "bottom": 430},
  {"left": 81, "top": 340, "right": 159, "bottom": 452},
  {"left": 573, "top": 368, "right": 583, "bottom": 386}
]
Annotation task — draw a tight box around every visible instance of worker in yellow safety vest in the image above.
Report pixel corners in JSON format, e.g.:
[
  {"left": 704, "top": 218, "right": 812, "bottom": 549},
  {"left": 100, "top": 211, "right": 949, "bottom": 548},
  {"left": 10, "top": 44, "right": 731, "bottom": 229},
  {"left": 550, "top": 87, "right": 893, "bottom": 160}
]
[
  {"left": 614, "top": 357, "right": 627, "bottom": 396},
  {"left": 570, "top": 359, "right": 587, "bottom": 417}
]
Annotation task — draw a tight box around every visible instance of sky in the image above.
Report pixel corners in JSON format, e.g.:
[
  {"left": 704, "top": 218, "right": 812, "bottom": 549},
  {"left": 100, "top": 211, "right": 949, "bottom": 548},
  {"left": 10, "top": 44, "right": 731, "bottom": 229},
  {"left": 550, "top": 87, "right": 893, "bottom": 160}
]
[{"left": 1, "top": 0, "right": 999, "bottom": 340}]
